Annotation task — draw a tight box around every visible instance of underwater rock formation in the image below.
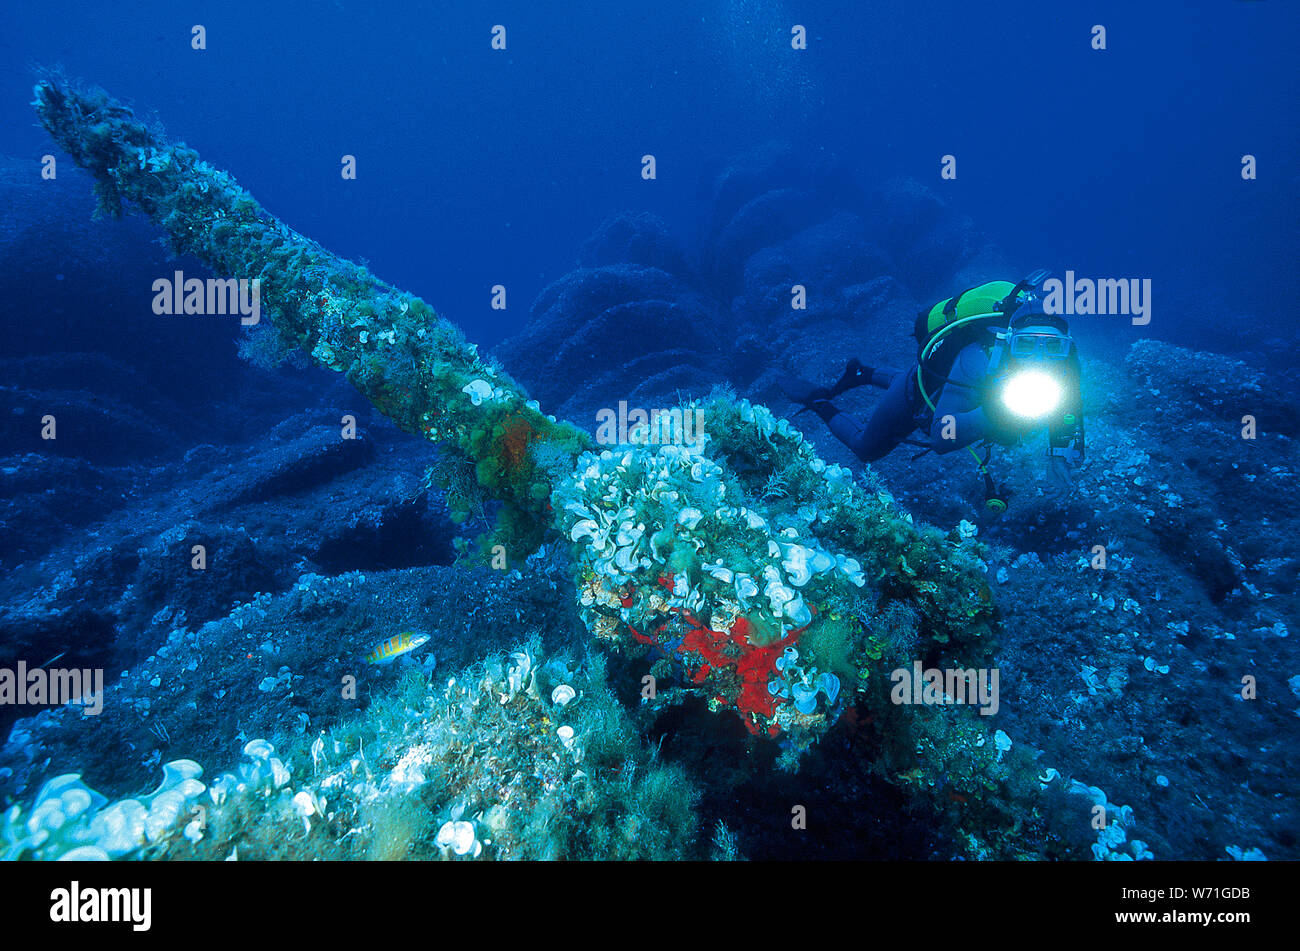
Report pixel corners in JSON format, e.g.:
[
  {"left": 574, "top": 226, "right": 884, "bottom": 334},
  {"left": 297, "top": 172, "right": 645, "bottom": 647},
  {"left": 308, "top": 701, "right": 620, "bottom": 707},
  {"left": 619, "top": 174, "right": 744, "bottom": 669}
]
[
  {"left": 0, "top": 406, "right": 453, "bottom": 741},
  {"left": 576, "top": 210, "right": 695, "bottom": 278},
  {"left": 866, "top": 177, "right": 979, "bottom": 296},
  {"left": 494, "top": 260, "right": 729, "bottom": 425},
  {"left": 0, "top": 549, "right": 584, "bottom": 805},
  {"left": 0, "top": 353, "right": 192, "bottom": 465},
  {"left": 494, "top": 145, "right": 1012, "bottom": 443},
  {"left": 2, "top": 642, "right": 701, "bottom": 861},
  {"left": 697, "top": 143, "right": 864, "bottom": 295}
]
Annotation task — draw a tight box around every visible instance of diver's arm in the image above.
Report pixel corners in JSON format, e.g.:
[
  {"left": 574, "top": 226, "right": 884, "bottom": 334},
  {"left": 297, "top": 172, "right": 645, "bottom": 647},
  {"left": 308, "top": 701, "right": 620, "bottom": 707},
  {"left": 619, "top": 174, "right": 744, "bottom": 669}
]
[
  {"left": 1047, "top": 354, "right": 1085, "bottom": 465},
  {"left": 927, "top": 343, "right": 993, "bottom": 454},
  {"left": 928, "top": 404, "right": 992, "bottom": 454},
  {"left": 1047, "top": 405, "right": 1085, "bottom": 464},
  {"left": 805, "top": 366, "right": 918, "bottom": 463}
]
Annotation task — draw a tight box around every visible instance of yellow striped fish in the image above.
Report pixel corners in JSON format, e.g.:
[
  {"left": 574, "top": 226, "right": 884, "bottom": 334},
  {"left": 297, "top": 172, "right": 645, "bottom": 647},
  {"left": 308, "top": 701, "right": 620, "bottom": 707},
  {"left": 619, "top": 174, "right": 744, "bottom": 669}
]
[{"left": 364, "top": 631, "right": 431, "bottom": 665}]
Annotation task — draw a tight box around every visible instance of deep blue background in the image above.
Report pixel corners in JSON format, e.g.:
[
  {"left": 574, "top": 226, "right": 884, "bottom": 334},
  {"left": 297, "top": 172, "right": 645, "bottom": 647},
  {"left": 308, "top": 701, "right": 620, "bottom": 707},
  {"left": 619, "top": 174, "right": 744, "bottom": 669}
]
[{"left": 3, "top": 0, "right": 1296, "bottom": 350}]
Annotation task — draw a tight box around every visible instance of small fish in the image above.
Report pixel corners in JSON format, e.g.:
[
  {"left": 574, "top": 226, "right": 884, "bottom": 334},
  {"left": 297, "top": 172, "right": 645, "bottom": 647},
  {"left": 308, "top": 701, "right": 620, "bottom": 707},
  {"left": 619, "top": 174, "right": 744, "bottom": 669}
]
[{"left": 364, "top": 631, "right": 431, "bottom": 666}]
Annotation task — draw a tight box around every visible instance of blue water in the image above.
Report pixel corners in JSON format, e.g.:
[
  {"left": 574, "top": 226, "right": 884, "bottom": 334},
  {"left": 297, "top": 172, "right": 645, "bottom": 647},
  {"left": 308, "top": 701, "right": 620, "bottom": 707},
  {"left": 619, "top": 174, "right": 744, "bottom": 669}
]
[{"left": 5, "top": 0, "right": 1295, "bottom": 358}]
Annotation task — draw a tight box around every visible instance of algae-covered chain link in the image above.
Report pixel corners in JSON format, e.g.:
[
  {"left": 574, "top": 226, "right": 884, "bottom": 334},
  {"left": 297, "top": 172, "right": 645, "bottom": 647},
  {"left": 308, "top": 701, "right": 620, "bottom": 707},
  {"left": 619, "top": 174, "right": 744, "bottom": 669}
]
[{"left": 31, "top": 77, "right": 588, "bottom": 540}]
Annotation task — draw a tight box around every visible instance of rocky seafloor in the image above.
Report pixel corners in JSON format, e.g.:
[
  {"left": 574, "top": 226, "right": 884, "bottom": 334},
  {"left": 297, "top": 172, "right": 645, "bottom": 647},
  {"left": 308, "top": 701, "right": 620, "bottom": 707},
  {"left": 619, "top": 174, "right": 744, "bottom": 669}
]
[{"left": 1, "top": 145, "right": 1295, "bottom": 861}]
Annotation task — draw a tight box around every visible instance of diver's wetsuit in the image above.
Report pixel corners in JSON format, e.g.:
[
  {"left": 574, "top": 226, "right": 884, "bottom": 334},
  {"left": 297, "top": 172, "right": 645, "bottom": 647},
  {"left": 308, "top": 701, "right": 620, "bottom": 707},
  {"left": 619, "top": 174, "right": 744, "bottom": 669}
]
[{"left": 813, "top": 343, "right": 997, "bottom": 463}]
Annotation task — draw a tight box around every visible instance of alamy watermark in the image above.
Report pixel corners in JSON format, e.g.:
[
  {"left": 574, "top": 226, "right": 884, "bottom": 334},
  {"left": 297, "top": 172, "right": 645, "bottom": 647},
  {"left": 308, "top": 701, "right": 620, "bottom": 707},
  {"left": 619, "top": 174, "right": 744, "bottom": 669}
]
[
  {"left": 595, "top": 401, "right": 706, "bottom": 448},
  {"left": 1041, "top": 271, "right": 1151, "bottom": 326},
  {"left": 0, "top": 662, "right": 103, "bottom": 715},
  {"left": 50, "top": 881, "right": 150, "bottom": 931},
  {"left": 890, "top": 661, "right": 1000, "bottom": 716},
  {"left": 152, "top": 270, "right": 260, "bottom": 325}
]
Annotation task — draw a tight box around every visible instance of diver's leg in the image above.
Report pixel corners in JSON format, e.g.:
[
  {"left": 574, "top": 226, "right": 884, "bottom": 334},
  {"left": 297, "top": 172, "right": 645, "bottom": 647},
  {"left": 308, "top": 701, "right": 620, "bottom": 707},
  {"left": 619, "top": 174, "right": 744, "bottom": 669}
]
[
  {"left": 813, "top": 368, "right": 916, "bottom": 463},
  {"left": 863, "top": 366, "right": 900, "bottom": 390},
  {"left": 829, "top": 360, "right": 899, "bottom": 394}
]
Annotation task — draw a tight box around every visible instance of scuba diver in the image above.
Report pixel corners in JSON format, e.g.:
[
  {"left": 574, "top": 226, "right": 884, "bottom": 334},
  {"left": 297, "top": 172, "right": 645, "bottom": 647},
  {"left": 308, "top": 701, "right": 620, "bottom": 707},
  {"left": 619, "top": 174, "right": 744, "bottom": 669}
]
[{"left": 780, "top": 271, "right": 1085, "bottom": 511}]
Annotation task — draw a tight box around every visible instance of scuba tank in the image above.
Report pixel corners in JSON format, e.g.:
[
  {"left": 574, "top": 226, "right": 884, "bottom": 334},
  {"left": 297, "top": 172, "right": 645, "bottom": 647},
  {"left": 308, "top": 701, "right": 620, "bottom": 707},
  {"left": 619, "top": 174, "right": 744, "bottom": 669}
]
[
  {"left": 914, "top": 280, "right": 1019, "bottom": 350},
  {"left": 914, "top": 270, "right": 1051, "bottom": 368}
]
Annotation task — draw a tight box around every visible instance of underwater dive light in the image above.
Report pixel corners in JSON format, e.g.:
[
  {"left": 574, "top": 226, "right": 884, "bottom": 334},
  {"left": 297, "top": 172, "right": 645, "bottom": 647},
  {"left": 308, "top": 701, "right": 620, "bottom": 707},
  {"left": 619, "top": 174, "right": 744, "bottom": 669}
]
[{"left": 999, "top": 369, "right": 1064, "bottom": 419}]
